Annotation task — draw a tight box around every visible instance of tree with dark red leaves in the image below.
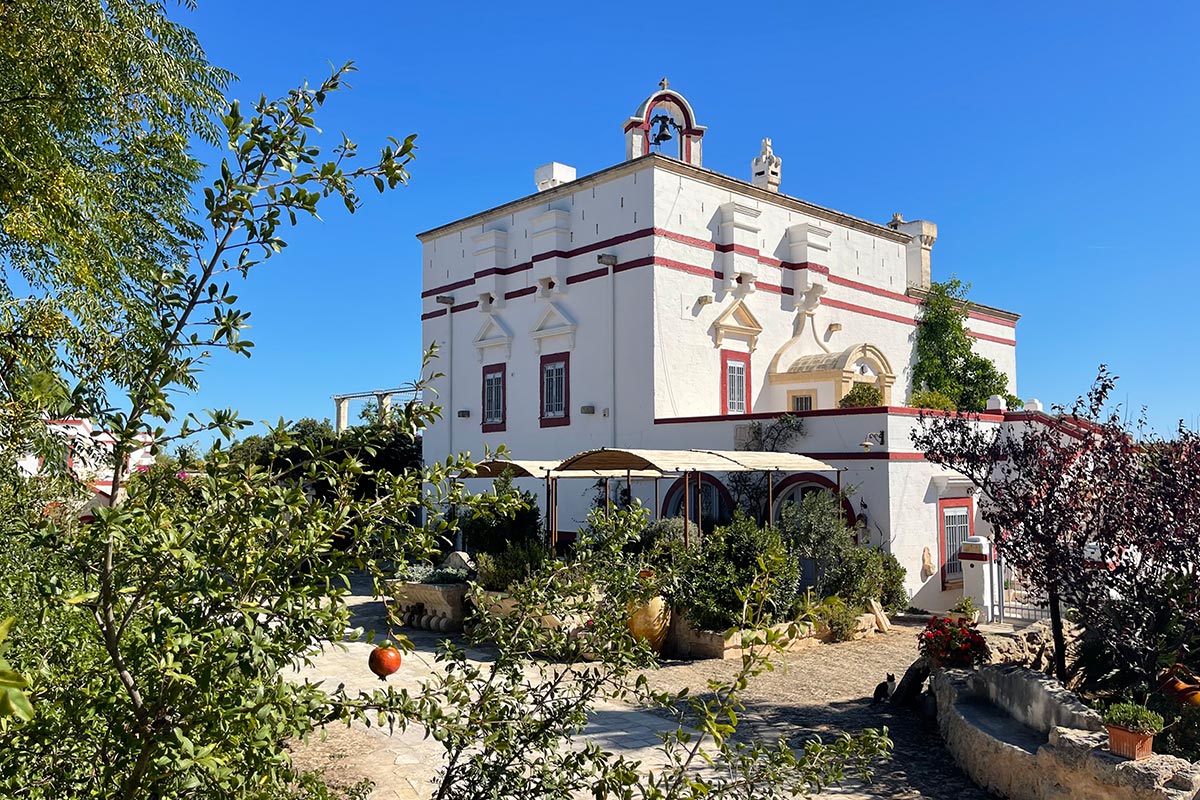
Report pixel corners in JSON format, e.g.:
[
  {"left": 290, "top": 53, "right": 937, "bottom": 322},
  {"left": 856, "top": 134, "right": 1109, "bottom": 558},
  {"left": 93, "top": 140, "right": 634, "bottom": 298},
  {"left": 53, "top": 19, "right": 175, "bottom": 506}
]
[{"left": 910, "top": 368, "right": 1190, "bottom": 683}]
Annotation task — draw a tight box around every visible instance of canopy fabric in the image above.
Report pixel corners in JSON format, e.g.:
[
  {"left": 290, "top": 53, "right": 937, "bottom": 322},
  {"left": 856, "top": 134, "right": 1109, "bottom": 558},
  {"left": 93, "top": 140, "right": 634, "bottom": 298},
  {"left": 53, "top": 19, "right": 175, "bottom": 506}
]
[
  {"left": 554, "top": 448, "right": 838, "bottom": 475},
  {"left": 465, "top": 459, "right": 560, "bottom": 479},
  {"left": 464, "top": 459, "right": 662, "bottom": 480}
]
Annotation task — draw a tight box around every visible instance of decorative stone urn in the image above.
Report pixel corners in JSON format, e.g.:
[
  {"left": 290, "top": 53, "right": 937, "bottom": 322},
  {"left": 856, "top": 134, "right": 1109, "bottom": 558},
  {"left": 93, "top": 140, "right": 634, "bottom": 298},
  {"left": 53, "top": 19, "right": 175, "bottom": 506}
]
[{"left": 627, "top": 595, "right": 671, "bottom": 653}]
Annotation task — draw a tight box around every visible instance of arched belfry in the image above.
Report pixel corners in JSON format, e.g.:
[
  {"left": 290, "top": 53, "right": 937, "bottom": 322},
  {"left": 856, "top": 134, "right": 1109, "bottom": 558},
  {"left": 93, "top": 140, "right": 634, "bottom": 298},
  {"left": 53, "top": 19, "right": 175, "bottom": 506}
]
[{"left": 622, "top": 78, "right": 706, "bottom": 167}]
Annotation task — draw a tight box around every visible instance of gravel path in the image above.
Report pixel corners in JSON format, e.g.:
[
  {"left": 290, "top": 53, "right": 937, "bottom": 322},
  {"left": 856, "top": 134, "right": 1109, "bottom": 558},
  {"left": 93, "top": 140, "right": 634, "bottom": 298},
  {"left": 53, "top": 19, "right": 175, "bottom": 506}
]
[
  {"left": 637, "top": 628, "right": 994, "bottom": 799},
  {"left": 290, "top": 578, "right": 995, "bottom": 799}
]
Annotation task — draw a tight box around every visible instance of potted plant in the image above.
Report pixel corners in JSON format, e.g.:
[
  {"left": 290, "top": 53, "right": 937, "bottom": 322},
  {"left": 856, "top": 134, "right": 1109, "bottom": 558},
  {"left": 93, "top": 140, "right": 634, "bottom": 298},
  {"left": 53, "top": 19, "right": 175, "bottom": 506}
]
[
  {"left": 1104, "top": 702, "right": 1163, "bottom": 760},
  {"left": 948, "top": 596, "right": 980, "bottom": 624},
  {"left": 916, "top": 616, "right": 990, "bottom": 670}
]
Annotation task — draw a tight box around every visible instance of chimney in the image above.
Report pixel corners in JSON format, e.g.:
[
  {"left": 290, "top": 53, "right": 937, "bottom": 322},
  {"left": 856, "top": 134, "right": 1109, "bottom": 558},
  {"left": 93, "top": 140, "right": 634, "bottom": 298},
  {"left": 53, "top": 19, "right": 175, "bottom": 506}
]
[
  {"left": 986, "top": 395, "right": 1007, "bottom": 413},
  {"left": 751, "top": 138, "right": 781, "bottom": 193},
  {"left": 888, "top": 213, "right": 937, "bottom": 289},
  {"left": 534, "top": 162, "right": 576, "bottom": 192}
]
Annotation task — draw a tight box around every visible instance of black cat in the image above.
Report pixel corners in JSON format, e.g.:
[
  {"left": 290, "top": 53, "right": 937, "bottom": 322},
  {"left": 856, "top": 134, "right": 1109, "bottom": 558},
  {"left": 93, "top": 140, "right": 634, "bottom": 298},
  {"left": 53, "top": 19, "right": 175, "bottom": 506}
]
[{"left": 871, "top": 673, "right": 896, "bottom": 705}]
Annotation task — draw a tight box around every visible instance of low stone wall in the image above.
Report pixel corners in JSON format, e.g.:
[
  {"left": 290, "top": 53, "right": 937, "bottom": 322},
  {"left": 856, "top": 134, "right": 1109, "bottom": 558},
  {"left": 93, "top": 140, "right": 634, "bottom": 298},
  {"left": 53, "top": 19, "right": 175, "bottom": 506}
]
[{"left": 933, "top": 667, "right": 1200, "bottom": 800}]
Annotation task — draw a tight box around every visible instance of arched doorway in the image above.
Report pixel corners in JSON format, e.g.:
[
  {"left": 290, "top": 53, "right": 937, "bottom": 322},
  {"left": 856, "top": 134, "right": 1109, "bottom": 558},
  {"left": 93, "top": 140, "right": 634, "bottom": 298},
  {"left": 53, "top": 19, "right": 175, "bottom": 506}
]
[
  {"left": 661, "top": 473, "right": 733, "bottom": 529},
  {"left": 770, "top": 472, "right": 856, "bottom": 525}
]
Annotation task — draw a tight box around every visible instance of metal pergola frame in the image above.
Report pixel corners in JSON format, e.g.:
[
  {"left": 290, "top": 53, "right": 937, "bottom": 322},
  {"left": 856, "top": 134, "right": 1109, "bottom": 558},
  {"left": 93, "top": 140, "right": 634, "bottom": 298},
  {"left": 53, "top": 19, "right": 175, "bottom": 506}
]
[{"left": 463, "top": 448, "right": 841, "bottom": 550}]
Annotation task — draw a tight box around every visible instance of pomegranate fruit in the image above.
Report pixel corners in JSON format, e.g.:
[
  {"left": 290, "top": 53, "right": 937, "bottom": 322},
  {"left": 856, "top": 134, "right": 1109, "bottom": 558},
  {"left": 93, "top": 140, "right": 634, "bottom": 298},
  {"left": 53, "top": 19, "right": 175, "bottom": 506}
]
[{"left": 368, "top": 642, "right": 402, "bottom": 680}]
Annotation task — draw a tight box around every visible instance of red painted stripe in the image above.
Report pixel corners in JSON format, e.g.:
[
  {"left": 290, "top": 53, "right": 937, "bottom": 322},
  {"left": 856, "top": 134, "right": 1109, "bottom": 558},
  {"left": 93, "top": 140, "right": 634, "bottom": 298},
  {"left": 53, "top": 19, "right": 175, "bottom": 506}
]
[
  {"left": 653, "top": 406, "right": 1005, "bottom": 425},
  {"left": 822, "top": 297, "right": 1016, "bottom": 346},
  {"left": 828, "top": 274, "right": 921, "bottom": 306},
  {"left": 566, "top": 266, "right": 610, "bottom": 285},
  {"left": 821, "top": 297, "right": 915, "bottom": 326},
  {"left": 754, "top": 281, "right": 793, "bottom": 296},
  {"left": 612, "top": 255, "right": 655, "bottom": 273},
  {"left": 968, "top": 330, "right": 1019, "bottom": 347},
  {"left": 450, "top": 301, "right": 478, "bottom": 313},
  {"left": 420, "top": 277, "right": 476, "bottom": 299},
  {"left": 653, "top": 256, "right": 721, "bottom": 280},
  {"left": 421, "top": 308, "right": 447, "bottom": 320},
  {"left": 504, "top": 285, "right": 537, "bottom": 300}
]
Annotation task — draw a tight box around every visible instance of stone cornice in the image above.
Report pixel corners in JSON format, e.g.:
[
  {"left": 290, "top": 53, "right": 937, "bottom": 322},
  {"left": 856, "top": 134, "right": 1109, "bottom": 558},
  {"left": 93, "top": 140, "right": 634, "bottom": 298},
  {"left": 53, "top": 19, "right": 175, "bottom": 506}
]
[{"left": 416, "top": 154, "right": 912, "bottom": 245}]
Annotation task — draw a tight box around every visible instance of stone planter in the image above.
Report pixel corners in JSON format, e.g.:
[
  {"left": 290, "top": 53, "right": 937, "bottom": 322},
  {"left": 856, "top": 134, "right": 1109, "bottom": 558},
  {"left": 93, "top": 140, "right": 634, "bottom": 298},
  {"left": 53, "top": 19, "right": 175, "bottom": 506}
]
[
  {"left": 627, "top": 596, "right": 671, "bottom": 653},
  {"left": 947, "top": 610, "right": 980, "bottom": 624},
  {"left": 478, "top": 590, "right": 571, "bottom": 631},
  {"left": 388, "top": 581, "right": 469, "bottom": 632},
  {"left": 1106, "top": 724, "right": 1155, "bottom": 761},
  {"left": 666, "top": 614, "right": 817, "bottom": 660}
]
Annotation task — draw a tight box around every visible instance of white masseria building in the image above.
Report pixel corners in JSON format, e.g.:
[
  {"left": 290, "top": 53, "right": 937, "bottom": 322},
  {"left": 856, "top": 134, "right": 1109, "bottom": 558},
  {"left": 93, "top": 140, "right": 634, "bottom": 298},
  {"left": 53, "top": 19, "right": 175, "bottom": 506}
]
[{"left": 417, "top": 82, "right": 1026, "bottom": 611}]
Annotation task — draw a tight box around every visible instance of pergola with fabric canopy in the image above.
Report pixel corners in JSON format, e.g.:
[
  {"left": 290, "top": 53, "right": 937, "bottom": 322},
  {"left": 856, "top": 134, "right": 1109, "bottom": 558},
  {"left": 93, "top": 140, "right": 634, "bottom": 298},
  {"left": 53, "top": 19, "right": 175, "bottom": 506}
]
[
  {"left": 464, "top": 449, "right": 840, "bottom": 550},
  {"left": 462, "top": 458, "right": 665, "bottom": 544},
  {"left": 552, "top": 448, "right": 840, "bottom": 547}
]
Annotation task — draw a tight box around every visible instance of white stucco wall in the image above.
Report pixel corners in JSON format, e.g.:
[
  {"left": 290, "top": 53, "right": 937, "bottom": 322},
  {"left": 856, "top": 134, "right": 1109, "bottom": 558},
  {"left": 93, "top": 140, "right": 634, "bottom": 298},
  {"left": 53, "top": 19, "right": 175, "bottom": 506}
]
[{"left": 416, "top": 153, "right": 1021, "bottom": 605}]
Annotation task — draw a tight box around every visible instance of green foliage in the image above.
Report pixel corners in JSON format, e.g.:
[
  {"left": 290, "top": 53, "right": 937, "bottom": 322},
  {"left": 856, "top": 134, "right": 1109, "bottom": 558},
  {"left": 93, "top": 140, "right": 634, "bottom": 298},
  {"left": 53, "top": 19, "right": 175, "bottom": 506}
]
[
  {"left": 1104, "top": 702, "right": 1164, "bottom": 735},
  {"left": 818, "top": 598, "right": 862, "bottom": 643},
  {"left": 909, "top": 389, "right": 957, "bottom": 412},
  {"left": 668, "top": 513, "right": 800, "bottom": 631},
  {"left": 457, "top": 472, "right": 542, "bottom": 555},
  {"left": 950, "top": 596, "right": 979, "bottom": 617},
  {"left": 0, "top": 617, "right": 33, "bottom": 722},
  {"left": 917, "top": 617, "right": 990, "bottom": 668},
  {"left": 401, "top": 564, "right": 470, "bottom": 585},
  {"left": 0, "top": 0, "right": 230, "bottom": 304},
  {"left": 474, "top": 541, "right": 550, "bottom": 592},
  {"left": 825, "top": 547, "right": 907, "bottom": 613},
  {"left": 838, "top": 383, "right": 883, "bottom": 409},
  {"left": 777, "top": 490, "right": 852, "bottom": 598},
  {"left": 913, "top": 279, "right": 1020, "bottom": 412}
]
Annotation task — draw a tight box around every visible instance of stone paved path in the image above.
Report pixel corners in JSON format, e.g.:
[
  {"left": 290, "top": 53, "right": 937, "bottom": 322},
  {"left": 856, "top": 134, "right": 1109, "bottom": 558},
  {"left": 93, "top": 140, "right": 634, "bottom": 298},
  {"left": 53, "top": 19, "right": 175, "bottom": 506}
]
[{"left": 288, "top": 577, "right": 995, "bottom": 799}]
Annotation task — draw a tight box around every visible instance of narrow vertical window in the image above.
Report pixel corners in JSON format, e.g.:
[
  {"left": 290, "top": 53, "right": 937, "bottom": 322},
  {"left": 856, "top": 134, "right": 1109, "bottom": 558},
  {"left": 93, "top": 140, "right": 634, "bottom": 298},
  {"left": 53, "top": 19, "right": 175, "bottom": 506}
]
[
  {"left": 720, "top": 351, "right": 751, "bottom": 415},
  {"left": 539, "top": 352, "right": 570, "bottom": 427},
  {"left": 939, "top": 498, "right": 973, "bottom": 584},
  {"left": 482, "top": 363, "right": 506, "bottom": 433}
]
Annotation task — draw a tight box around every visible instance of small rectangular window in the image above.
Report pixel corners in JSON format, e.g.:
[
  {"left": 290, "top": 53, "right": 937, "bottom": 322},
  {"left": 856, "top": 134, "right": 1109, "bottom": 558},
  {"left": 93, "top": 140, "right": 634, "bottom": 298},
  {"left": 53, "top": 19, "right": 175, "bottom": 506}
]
[
  {"left": 790, "top": 393, "right": 814, "bottom": 412},
  {"left": 540, "top": 353, "right": 570, "bottom": 427},
  {"left": 481, "top": 364, "right": 505, "bottom": 433},
  {"left": 727, "top": 362, "right": 746, "bottom": 413},
  {"left": 721, "top": 351, "right": 751, "bottom": 415}
]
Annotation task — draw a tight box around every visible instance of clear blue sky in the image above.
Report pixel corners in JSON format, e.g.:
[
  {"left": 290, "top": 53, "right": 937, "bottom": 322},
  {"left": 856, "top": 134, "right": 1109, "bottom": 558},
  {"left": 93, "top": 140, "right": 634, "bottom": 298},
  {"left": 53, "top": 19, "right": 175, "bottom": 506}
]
[{"left": 175, "top": 1, "right": 1200, "bottom": 437}]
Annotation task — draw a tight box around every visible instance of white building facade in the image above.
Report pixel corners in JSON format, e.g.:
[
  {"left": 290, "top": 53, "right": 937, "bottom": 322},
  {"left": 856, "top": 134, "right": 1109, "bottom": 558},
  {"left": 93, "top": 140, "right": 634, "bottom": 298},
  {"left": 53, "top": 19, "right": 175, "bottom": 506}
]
[{"left": 418, "top": 84, "right": 1021, "bottom": 611}]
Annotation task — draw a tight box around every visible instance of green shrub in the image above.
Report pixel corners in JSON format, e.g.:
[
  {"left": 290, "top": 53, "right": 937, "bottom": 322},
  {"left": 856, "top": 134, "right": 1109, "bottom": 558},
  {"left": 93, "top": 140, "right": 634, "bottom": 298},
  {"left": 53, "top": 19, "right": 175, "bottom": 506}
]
[
  {"left": 459, "top": 473, "right": 543, "bottom": 555},
  {"left": 401, "top": 563, "right": 470, "bottom": 585},
  {"left": 917, "top": 616, "right": 990, "bottom": 668},
  {"left": 668, "top": 513, "right": 800, "bottom": 631},
  {"left": 838, "top": 383, "right": 883, "bottom": 408},
  {"left": 474, "top": 541, "right": 549, "bottom": 592},
  {"left": 1105, "top": 702, "right": 1164, "bottom": 734},
  {"left": 826, "top": 547, "right": 908, "bottom": 613},
  {"left": 950, "top": 596, "right": 979, "bottom": 617},
  {"left": 910, "top": 389, "right": 957, "bottom": 412},
  {"left": 632, "top": 517, "right": 689, "bottom": 558},
  {"left": 819, "top": 597, "right": 862, "bottom": 642},
  {"left": 777, "top": 490, "right": 851, "bottom": 598}
]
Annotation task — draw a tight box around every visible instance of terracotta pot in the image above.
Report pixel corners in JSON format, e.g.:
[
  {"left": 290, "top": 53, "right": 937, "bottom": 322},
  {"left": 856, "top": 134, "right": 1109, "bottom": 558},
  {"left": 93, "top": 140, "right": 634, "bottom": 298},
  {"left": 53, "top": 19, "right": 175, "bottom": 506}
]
[
  {"left": 1161, "top": 675, "right": 1200, "bottom": 707},
  {"left": 1107, "top": 724, "right": 1155, "bottom": 760},
  {"left": 627, "top": 595, "right": 671, "bottom": 653}
]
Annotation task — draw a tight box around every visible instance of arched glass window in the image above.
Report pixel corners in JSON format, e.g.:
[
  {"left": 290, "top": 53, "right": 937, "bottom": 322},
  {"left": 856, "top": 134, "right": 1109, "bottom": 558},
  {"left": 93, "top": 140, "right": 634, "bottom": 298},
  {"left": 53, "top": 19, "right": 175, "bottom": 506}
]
[{"left": 662, "top": 474, "right": 732, "bottom": 527}]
